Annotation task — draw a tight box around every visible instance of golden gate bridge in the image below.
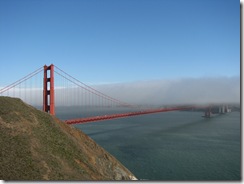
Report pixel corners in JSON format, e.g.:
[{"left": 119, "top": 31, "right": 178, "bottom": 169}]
[{"left": 0, "top": 64, "right": 218, "bottom": 124}]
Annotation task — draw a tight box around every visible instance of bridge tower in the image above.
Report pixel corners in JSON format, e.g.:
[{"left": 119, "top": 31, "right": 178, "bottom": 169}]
[
  {"left": 43, "top": 64, "right": 55, "bottom": 115},
  {"left": 203, "top": 106, "right": 211, "bottom": 118}
]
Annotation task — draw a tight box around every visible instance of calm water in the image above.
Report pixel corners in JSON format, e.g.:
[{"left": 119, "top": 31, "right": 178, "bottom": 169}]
[{"left": 72, "top": 111, "right": 240, "bottom": 180}]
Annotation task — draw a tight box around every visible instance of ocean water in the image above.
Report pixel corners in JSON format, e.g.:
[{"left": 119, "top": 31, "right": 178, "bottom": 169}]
[{"left": 72, "top": 111, "right": 240, "bottom": 180}]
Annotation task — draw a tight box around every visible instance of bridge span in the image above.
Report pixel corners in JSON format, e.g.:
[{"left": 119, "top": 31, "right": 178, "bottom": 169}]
[
  {"left": 65, "top": 106, "right": 196, "bottom": 124},
  {"left": 0, "top": 64, "right": 229, "bottom": 125}
]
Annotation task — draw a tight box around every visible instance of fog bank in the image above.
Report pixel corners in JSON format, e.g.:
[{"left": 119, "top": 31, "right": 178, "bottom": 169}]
[{"left": 94, "top": 76, "right": 240, "bottom": 105}]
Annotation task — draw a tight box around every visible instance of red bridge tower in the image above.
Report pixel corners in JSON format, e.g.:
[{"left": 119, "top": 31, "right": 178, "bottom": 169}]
[{"left": 43, "top": 64, "right": 55, "bottom": 115}]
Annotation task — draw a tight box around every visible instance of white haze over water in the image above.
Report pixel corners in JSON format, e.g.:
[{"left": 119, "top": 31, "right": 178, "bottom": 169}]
[
  {"left": 0, "top": 76, "right": 240, "bottom": 106},
  {"left": 94, "top": 76, "right": 240, "bottom": 106}
]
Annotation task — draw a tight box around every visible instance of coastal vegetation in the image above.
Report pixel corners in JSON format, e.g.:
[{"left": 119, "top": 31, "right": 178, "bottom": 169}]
[{"left": 0, "top": 97, "right": 135, "bottom": 180}]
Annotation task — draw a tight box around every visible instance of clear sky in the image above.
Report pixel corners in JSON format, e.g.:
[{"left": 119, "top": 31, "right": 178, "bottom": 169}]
[{"left": 0, "top": 0, "right": 240, "bottom": 86}]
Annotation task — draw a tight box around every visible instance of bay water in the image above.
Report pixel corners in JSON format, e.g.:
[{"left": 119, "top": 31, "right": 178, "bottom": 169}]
[{"left": 72, "top": 111, "right": 240, "bottom": 180}]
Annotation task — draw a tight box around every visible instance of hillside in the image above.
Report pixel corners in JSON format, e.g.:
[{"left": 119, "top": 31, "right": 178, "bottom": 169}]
[{"left": 0, "top": 97, "right": 136, "bottom": 180}]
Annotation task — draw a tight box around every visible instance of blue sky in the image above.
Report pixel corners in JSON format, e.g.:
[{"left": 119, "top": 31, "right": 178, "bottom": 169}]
[{"left": 0, "top": 0, "right": 240, "bottom": 86}]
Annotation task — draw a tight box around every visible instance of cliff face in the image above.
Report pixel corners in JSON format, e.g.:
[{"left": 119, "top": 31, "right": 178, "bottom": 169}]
[{"left": 0, "top": 97, "right": 136, "bottom": 180}]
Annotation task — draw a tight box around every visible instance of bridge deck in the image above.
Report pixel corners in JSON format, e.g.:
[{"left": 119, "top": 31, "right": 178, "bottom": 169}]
[{"left": 65, "top": 106, "right": 195, "bottom": 124}]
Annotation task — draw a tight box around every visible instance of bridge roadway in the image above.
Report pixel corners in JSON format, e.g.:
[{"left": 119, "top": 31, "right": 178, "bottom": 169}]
[{"left": 65, "top": 106, "right": 196, "bottom": 124}]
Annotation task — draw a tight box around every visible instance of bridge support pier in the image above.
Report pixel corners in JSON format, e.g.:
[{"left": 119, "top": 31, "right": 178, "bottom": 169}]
[
  {"left": 203, "top": 107, "right": 211, "bottom": 118},
  {"left": 43, "top": 64, "right": 55, "bottom": 115}
]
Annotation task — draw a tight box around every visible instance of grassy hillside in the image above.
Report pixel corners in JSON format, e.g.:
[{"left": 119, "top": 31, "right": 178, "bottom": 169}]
[{"left": 0, "top": 97, "right": 136, "bottom": 180}]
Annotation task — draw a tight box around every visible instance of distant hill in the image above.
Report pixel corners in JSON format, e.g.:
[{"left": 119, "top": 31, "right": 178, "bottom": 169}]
[{"left": 0, "top": 97, "right": 136, "bottom": 180}]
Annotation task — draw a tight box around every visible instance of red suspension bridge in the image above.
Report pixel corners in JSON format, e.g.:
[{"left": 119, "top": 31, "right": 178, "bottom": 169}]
[{"left": 0, "top": 64, "right": 211, "bottom": 124}]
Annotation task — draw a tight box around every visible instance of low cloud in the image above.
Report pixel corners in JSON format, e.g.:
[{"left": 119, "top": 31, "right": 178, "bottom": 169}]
[
  {"left": 0, "top": 76, "right": 240, "bottom": 107},
  {"left": 94, "top": 76, "right": 240, "bottom": 106}
]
